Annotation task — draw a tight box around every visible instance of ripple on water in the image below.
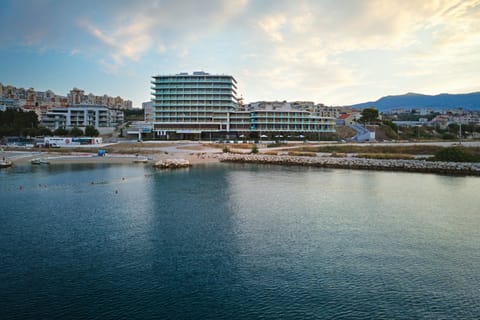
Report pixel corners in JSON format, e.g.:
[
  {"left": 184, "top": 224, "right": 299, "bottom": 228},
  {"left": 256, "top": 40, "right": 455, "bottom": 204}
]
[{"left": 0, "top": 164, "right": 479, "bottom": 319}]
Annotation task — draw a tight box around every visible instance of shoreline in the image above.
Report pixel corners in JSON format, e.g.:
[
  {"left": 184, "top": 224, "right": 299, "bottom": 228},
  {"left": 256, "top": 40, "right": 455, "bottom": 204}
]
[
  {"left": 219, "top": 154, "right": 480, "bottom": 176},
  {"left": 3, "top": 150, "right": 480, "bottom": 176},
  {"left": 0, "top": 150, "right": 222, "bottom": 166}
]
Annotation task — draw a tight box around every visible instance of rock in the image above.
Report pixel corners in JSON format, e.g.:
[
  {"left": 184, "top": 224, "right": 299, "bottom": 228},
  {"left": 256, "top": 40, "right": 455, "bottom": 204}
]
[
  {"left": 218, "top": 154, "right": 480, "bottom": 176},
  {"left": 153, "top": 159, "right": 191, "bottom": 169}
]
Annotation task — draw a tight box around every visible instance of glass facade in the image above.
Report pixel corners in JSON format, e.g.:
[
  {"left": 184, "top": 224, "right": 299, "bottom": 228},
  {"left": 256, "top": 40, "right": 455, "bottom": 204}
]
[
  {"left": 236, "top": 110, "right": 335, "bottom": 132},
  {"left": 151, "top": 72, "right": 237, "bottom": 133},
  {"left": 151, "top": 72, "right": 335, "bottom": 136}
]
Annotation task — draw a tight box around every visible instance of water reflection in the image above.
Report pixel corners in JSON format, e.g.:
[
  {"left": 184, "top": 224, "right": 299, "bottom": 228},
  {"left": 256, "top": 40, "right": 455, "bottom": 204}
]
[
  {"left": 1, "top": 164, "right": 479, "bottom": 319},
  {"left": 224, "top": 165, "right": 480, "bottom": 318}
]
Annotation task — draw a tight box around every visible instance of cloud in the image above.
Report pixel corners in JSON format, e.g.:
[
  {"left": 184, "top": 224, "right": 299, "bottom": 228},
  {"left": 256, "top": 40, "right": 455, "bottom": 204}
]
[
  {"left": 74, "top": 0, "right": 250, "bottom": 66},
  {"left": 98, "top": 59, "right": 120, "bottom": 75},
  {"left": 396, "top": 0, "right": 480, "bottom": 85},
  {"left": 78, "top": 18, "right": 154, "bottom": 64},
  {"left": 1, "top": 0, "right": 479, "bottom": 105},
  {"left": 258, "top": 14, "right": 287, "bottom": 42},
  {"left": 236, "top": 0, "right": 480, "bottom": 102},
  {"left": 157, "top": 44, "right": 167, "bottom": 54}
]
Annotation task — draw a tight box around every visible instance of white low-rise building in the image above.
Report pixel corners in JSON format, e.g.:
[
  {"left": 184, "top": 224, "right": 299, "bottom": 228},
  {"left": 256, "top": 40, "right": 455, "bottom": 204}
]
[{"left": 41, "top": 104, "right": 124, "bottom": 130}]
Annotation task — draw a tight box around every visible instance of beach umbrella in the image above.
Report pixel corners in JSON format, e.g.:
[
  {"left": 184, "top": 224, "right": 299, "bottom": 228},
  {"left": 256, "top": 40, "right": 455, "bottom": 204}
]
[
  {"left": 299, "top": 135, "right": 305, "bottom": 138},
  {"left": 239, "top": 134, "right": 245, "bottom": 138},
  {"left": 260, "top": 135, "right": 267, "bottom": 138}
]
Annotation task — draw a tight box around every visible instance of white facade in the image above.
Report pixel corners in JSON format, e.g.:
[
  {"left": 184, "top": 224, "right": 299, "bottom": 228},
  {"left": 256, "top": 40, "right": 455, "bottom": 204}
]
[{"left": 41, "top": 105, "right": 124, "bottom": 130}]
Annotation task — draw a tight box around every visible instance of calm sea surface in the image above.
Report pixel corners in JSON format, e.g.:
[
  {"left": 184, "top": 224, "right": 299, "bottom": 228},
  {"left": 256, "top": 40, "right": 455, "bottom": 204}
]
[{"left": 0, "top": 163, "right": 479, "bottom": 319}]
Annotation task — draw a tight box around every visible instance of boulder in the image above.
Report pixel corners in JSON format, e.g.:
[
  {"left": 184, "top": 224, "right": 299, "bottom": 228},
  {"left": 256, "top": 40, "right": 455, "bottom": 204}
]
[{"left": 153, "top": 159, "right": 191, "bottom": 169}]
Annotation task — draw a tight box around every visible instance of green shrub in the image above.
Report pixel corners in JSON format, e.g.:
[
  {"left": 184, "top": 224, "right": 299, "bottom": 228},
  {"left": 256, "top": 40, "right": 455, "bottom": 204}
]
[
  {"left": 382, "top": 120, "right": 398, "bottom": 132},
  {"left": 69, "top": 127, "right": 84, "bottom": 137},
  {"left": 441, "top": 133, "right": 456, "bottom": 140},
  {"left": 432, "top": 147, "right": 480, "bottom": 162},
  {"left": 85, "top": 125, "right": 99, "bottom": 137},
  {"left": 251, "top": 145, "right": 258, "bottom": 154},
  {"left": 357, "top": 153, "right": 415, "bottom": 160},
  {"left": 53, "top": 127, "right": 69, "bottom": 136},
  {"left": 288, "top": 151, "right": 317, "bottom": 157},
  {"left": 267, "top": 142, "right": 287, "bottom": 148},
  {"left": 380, "top": 124, "right": 398, "bottom": 139},
  {"left": 222, "top": 146, "right": 230, "bottom": 153}
]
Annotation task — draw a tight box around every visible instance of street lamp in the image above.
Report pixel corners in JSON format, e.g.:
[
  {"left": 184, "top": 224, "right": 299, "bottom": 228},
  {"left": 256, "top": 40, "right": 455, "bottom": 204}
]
[{"left": 459, "top": 122, "right": 462, "bottom": 144}]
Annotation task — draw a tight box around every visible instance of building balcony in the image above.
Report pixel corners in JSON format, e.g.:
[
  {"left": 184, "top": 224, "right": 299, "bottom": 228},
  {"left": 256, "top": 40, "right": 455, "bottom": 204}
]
[
  {"left": 151, "top": 84, "right": 235, "bottom": 90},
  {"left": 152, "top": 97, "right": 234, "bottom": 102},
  {"left": 152, "top": 90, "right": 233, "bottom": 95},
  {"left": 154, "top": 108, "right": 233, "bottom": 113},
  {"left": 151, "top": 78, "right": 235, "bottom": 84}
]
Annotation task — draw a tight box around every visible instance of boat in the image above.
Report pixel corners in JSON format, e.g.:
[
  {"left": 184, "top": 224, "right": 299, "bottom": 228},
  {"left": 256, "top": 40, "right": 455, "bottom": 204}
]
[
  {"left": 133, "top": 157, "right": 149, "bottom": 163},
  {"left": 0, "top": 159, "right": 13, "bottom": 168},
  {"left": 31, "top": 158, "right": 50, "bottom": 165}
]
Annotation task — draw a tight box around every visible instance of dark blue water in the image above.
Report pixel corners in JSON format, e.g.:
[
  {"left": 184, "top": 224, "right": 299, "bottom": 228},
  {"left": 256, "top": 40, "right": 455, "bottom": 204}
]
[{"left": 1, "top": 163, "right": 479, "bottom": 319}]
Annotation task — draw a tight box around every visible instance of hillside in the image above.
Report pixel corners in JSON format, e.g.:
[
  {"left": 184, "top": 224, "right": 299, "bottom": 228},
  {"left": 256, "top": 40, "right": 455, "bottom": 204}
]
[{"left": 349, "top": 92, "right": 480, "bottom": 111}]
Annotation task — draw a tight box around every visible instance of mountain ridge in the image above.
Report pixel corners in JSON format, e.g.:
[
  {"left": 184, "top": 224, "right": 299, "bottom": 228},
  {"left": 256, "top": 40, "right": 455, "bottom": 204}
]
[{"left": 349, "top": 92, "right": 480, "bottom": 111}]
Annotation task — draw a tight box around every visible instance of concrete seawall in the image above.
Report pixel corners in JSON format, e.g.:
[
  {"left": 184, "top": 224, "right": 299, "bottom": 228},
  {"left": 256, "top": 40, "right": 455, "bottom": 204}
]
[{"left": 219, "top": 154, "right": 480, "bottom": 176}]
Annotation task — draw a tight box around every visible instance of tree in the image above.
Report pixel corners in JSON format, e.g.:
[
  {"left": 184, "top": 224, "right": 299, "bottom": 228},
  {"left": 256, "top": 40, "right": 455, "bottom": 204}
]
[
  {"left": 448, "top": 123, "right": 459, "bottom": 134},
  {"left": 360, "top": 107, "right": 379, "bottom": 123},
  {"left": 85, "top": 125, "right": 99, "bottom": 137},
  {"left": 36, "top": 126, "right": 53, "bottom": 136},
  {"left": 69, "top": 127, "right": 84, "bottom": 137},
  {"left": 124, "top": 109, "right": 144, "bottom": 121},
  {"left": 23, "top": 127, "right": 38, "bottom": 137},
  {"left": 53, "top": 127, "right": 69, "bottom": 136},
  {"left": 382, "top": 120, "right": 397, "bottom": 132},
  {"left": 0, "top": 109, "right": 39, "bottom": 137}
]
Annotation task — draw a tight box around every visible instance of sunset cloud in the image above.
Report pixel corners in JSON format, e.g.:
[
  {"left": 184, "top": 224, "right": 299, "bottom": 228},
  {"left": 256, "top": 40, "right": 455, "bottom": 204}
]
[{"left": 0, "top": 0, "right": 479, "bottom": 106}]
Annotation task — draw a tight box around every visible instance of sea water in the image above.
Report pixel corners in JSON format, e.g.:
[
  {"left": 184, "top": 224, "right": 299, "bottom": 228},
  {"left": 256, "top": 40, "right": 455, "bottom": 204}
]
[{"left": 1, "top": 163, "right": 479, "bottom": 319}]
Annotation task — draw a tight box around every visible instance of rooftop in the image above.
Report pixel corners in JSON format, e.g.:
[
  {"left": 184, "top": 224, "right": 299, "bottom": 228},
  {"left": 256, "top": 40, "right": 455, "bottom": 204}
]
[{"left": 153, "top": 71, "right": 234, "bottom": 78}]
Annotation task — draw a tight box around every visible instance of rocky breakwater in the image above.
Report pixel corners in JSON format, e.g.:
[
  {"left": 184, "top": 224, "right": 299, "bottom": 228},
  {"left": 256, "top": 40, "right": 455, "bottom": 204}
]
[
  {"left": 153, "top": 158, "right": 191, "bottom": 169},
  {"left": 219, "top": 154, "right": 480, "bottom": 176}
]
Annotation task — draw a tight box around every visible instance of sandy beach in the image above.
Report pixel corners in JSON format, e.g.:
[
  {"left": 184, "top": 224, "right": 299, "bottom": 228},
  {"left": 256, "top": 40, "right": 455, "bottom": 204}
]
[
  {"left": 1, "top": 147, "right": 222, "bottom": 167},
  {"left": 2, "top": 141, "right": 479, "bottom": 175}
]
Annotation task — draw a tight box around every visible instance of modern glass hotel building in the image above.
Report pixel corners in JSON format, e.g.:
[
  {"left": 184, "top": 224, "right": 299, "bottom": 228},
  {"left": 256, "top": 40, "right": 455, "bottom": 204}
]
[{"left": 151, "top": 72, "right": 335, "bottom": 139}]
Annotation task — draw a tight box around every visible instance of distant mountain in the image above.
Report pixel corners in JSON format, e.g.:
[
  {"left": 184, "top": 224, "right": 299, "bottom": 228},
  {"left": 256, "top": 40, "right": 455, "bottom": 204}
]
[{"left": 349, "top": 92, "right": 480, "bottom": 111}]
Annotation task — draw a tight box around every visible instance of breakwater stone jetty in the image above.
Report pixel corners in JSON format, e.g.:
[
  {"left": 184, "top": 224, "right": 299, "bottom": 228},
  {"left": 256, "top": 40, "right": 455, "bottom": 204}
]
[
  {"left": 220, "top": 154, "right": 480, "bottom": 176},
  {"left": 153, "top": 159, "right": 191, "bottom": 169}
]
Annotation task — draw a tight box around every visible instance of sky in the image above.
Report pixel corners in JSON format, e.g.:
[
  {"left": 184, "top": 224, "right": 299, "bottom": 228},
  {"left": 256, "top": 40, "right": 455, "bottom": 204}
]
[{"left": 0, "top": 0, "right": 479, "bottom": 107}]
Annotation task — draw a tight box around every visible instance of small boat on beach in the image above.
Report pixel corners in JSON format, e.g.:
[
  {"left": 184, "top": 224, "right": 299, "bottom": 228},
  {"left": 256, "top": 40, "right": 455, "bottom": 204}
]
[
  {"left": 31, "top": 158, "right": 50, "bottom": 165},
  {"left": 133, "top": 158, "right": 149, "bottom": 163},
  {"left": 0, "top": 159, "right": 13, "bottom": 168}
]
